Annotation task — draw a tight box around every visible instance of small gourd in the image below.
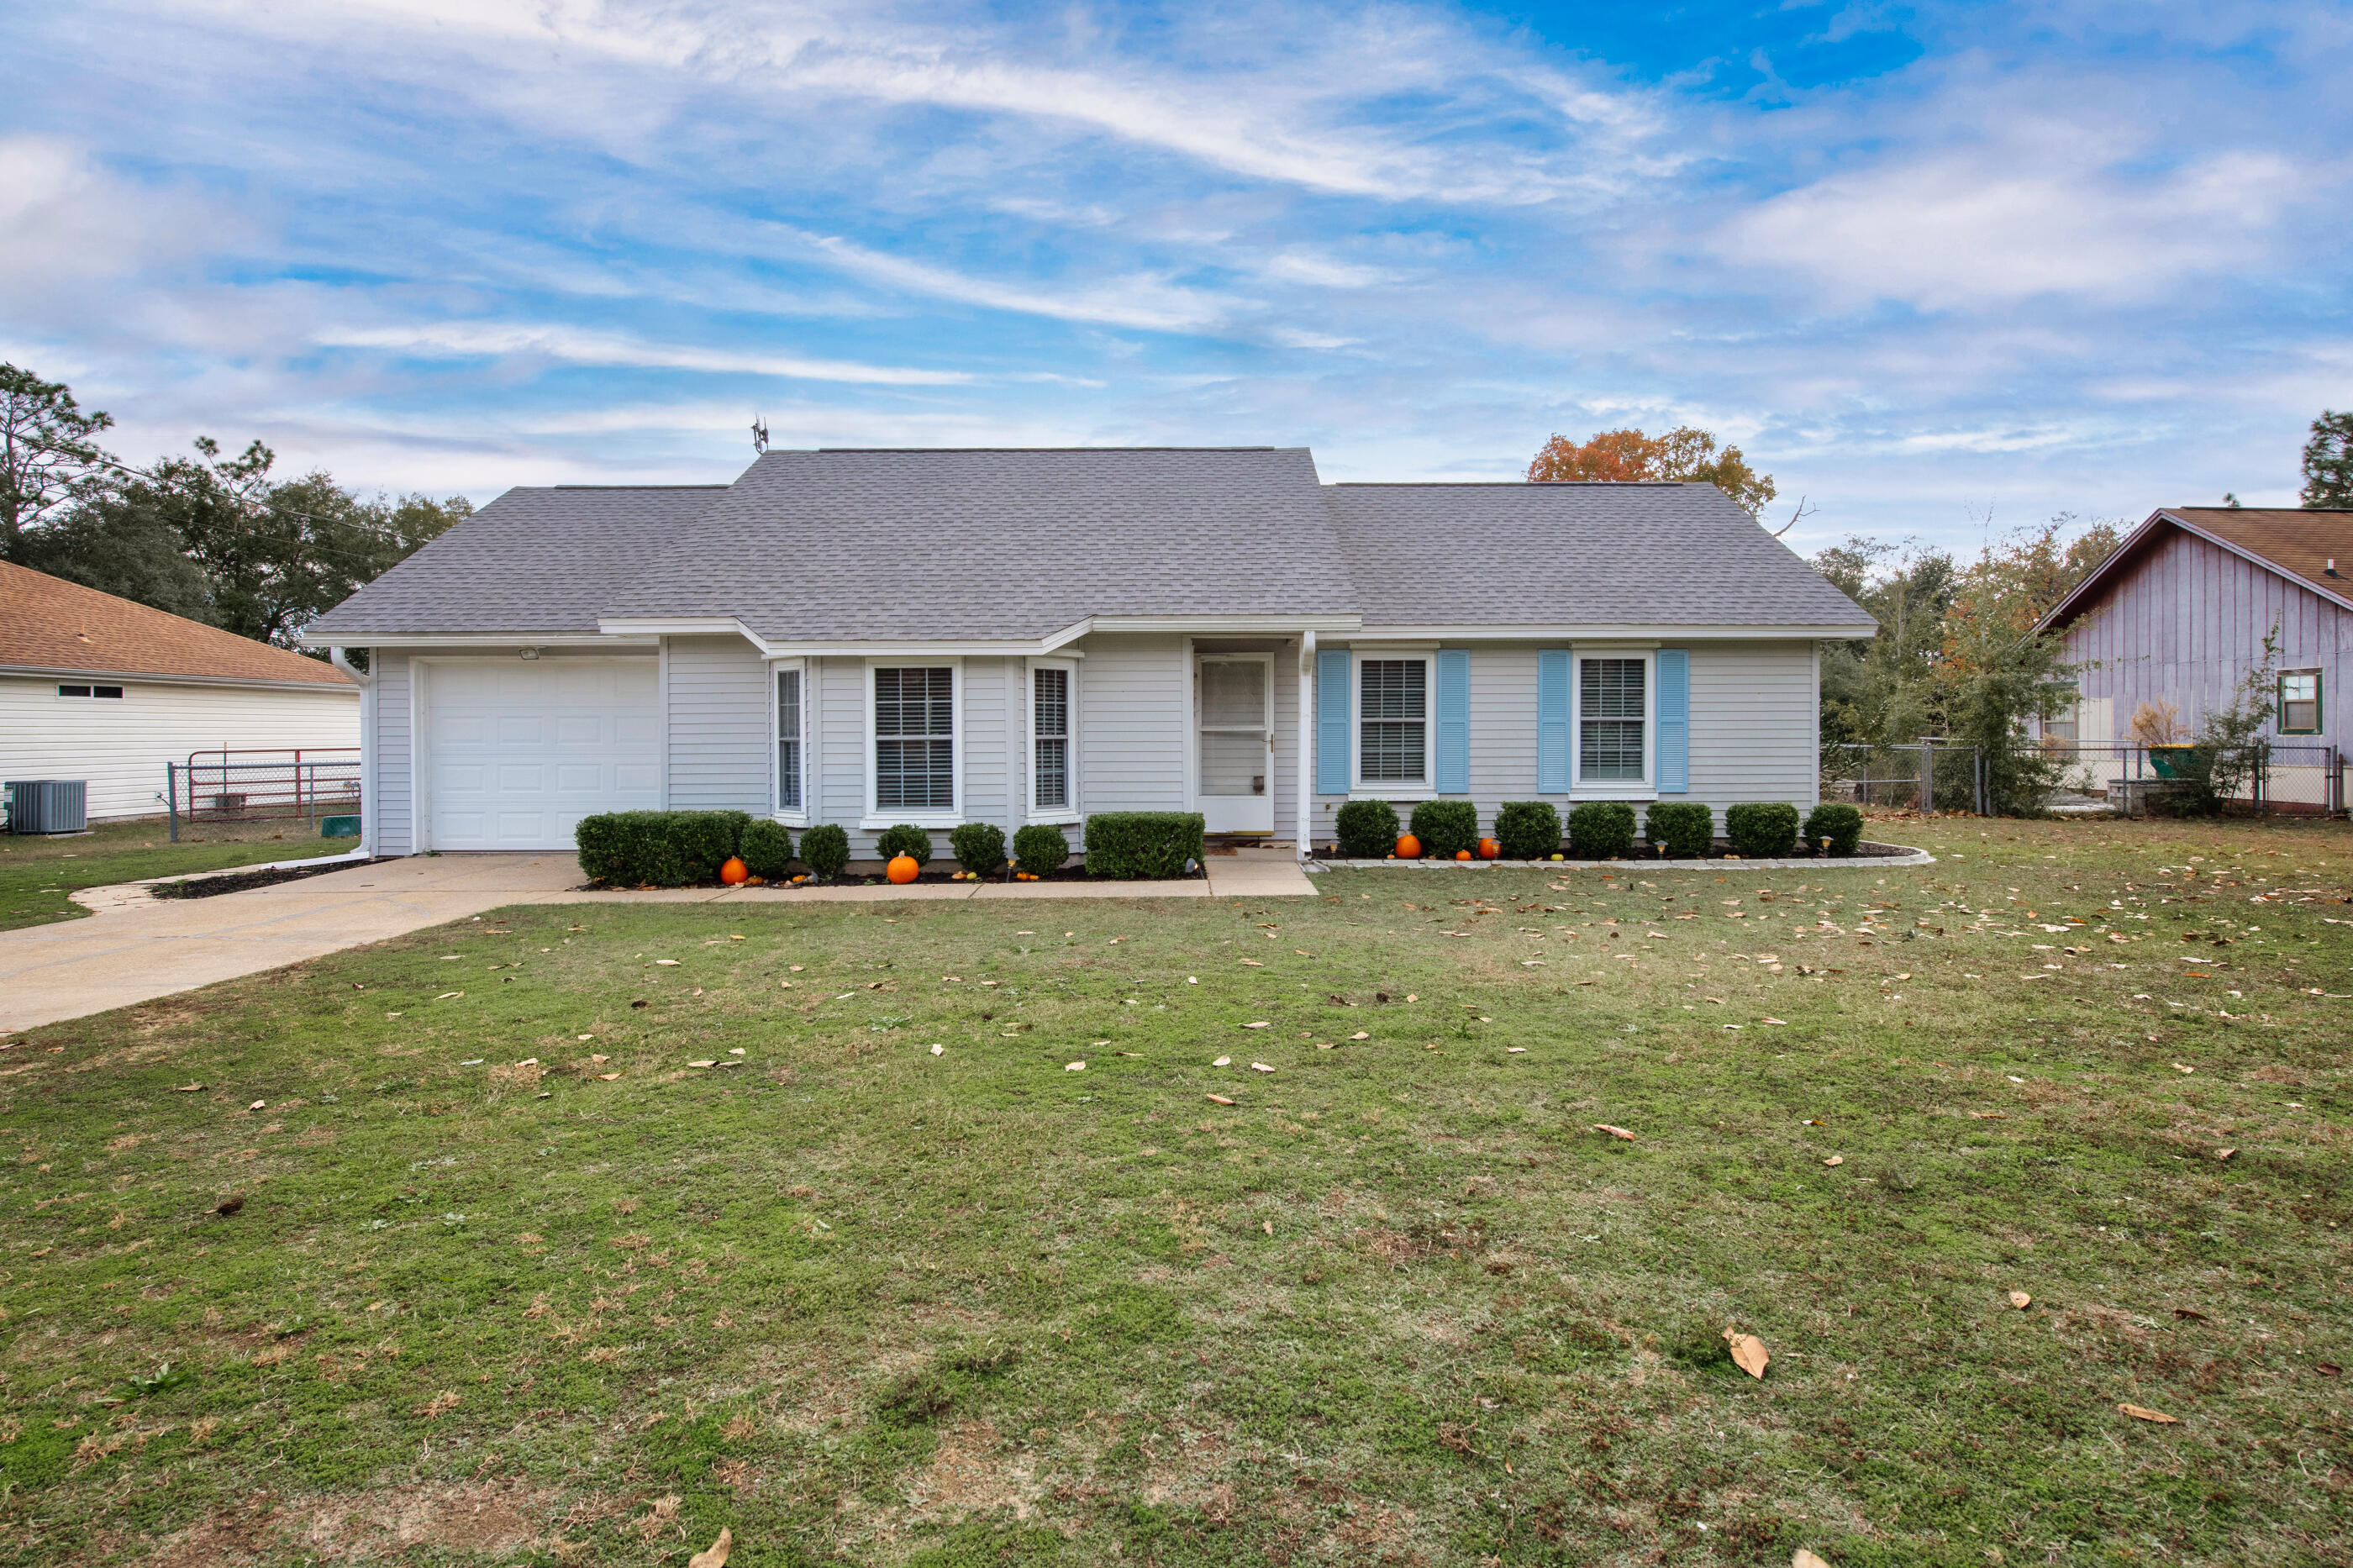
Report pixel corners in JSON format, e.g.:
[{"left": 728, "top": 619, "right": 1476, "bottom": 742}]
[
  {"left": 1395, "top": 834, "right": 1422, "bottom": 860},
  {"left": 886, "top": 853, "right": 919, "bottom": 885},
  {"left": 719, "top": 856, "right": 750, "bottom": 885}
]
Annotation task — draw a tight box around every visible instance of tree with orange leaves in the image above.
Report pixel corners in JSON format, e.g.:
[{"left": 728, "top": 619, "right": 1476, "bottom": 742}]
[{"left": 1526, "top": 425, "right": 1777, "bottom": 518}]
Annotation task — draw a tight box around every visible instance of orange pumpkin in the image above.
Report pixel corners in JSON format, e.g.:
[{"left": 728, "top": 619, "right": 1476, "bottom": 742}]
[
  {"left": 1395, "top": 834, "right": 1422, "bottom": 859},
  {"left": 1477, "top": 838, "right": 1501, "bottom": 860},
  {"left": 886, "top": 853, "right": 919, "bottom": 885},
  {"left": 719, "top": 855, "right": 750, "bottom": 885},
  {"left": 1455, "top": 848, "right": 1473, "bottom": 861}
]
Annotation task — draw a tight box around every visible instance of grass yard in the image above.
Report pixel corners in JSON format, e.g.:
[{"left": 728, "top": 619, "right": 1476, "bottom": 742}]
[
  {"left": 0, "top": 818, "right": 353, "bottom": 932},
  {"left": 3, "top": 815, "right": 2348, "bottom": 1567}
]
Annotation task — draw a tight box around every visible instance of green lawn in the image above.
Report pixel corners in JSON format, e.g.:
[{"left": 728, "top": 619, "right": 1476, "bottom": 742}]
[
  {"left": 3, "top": 816, "right": 2347, "bottom": 1566},
  {"left": 0, "top": 817, "right": 353, "bottom": 931}
]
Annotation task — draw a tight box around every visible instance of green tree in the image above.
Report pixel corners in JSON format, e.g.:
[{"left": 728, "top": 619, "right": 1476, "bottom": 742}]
[
  {"left": 1, "top": 362, "right": 119, "bottom": 553},
  {"left": 2303, "top": 411, "right": 2353, "bottom": 508}
]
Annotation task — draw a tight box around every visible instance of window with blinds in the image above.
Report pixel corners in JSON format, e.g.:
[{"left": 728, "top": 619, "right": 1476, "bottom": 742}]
[
  {"left": 1579, "top": 657, "right": 1645, "bottom": 780},
  {"left": 875, "top": 666, "right": 954, "bottom": 809},
  {"left": 1034, "top": 666, "right": 1070, "bottom": 810},
  {"left": 776, "top": 668, "right": 803, "bottom": 810},
  {"left": 1360, "top": 658, "right": 1426, "bottom": 781}
]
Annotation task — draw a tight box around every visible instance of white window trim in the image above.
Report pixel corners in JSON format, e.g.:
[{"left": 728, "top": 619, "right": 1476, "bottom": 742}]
[
  {"left": 861, "top": 657, "right": 963, "bottom": 830},
  {"left": 1026, "top": 655, "right": 1082, "bottom": 825},
  {"left": 767, "top": 657, "right": 810, "bottom": 826},
  {"left": 1570, "top": 646, "right": 1656, "bottom": 800},
  {"left": 1350, "top": 650, "right": 1435, "bottom": 801}
]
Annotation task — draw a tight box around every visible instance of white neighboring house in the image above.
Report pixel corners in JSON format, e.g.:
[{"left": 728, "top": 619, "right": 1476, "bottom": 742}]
[{"left": 0, "top": 561, "right": 359, "bottom": 823}]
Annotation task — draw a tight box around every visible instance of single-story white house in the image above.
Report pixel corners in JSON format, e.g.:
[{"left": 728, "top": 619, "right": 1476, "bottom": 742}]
[
  {"left": 0, "top": 561, "right": 360, "bottom": 824},
  {"left": 300, "top": 448, "right": 1874, "bottom": 860}
]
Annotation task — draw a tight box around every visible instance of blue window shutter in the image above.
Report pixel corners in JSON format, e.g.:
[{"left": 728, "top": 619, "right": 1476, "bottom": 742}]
[
  {"left": 1316, "top": 649, "right": 1351, "bottom": 796},
  {"left": 1536, "top": 649, "right": 1571, "bottom": 793},
  {"left": 1656, "top": 648, "right": 1689, "bottom": 794},
  {"left": 1435, "top": 650, "right": 1470, "bottom": 795}
]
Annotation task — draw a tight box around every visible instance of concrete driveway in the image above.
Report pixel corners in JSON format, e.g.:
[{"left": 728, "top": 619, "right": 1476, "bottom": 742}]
[{"left": 0, "top": 850, "right": 1316, "bottom": 1034}]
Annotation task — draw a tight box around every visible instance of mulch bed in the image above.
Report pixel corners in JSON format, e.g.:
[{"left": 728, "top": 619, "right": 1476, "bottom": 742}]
[
  {"left": 577, "top": 860, "right": 1208, "bottom": 892},
  {"left": 1324, "top": 840, "right": 1919, "bottom": 865},
  {"left": 149, "top": 858, "right": 380, "bottom": 900}
]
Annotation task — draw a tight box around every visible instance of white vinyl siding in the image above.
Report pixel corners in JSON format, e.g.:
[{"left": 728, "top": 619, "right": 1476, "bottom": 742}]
[
  {"left": 1687, "top": 640, "right": 1817, "bottom": 813},
  {"left": 664, "top": 635, "right": 768, "bottom": 812},
  {"left": 0, "top": 671, "right": 358, "bottom": 824},
  {"left": 1079, "top": 635, "right": 1188, "bottom": 813},
  {"left": 375, "top": 651, "right": 413, "bottom": 854}
]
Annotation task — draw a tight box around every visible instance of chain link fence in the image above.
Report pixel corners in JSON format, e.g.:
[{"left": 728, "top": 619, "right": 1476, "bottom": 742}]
[
  {"left": 2047, "top": 741, "right": 2345, "bottom": 818},
  {"left": 1822, "top": 742, "right": 1989, "bottom": 814},
  {"left": 166, "top": 750, "right": 361, "bottom": 840}
]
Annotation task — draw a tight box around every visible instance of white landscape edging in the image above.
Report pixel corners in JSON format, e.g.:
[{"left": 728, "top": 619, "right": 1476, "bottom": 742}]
[{"left": 1305, "top": 844, "right": 1935, "bottom": 873}]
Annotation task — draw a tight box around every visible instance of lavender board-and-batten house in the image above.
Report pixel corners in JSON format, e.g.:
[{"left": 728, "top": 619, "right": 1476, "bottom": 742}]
[
  {"left": 2037, "top": 507, "right": 2353, "bottom": 809},
  {"left": 299, "top": 447, "right": 1875, "bottom": 861}
]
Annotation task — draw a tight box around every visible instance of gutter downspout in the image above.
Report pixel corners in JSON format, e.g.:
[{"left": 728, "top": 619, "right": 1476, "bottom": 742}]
[
  {"left": 1298, "top": 629, "right": 1315, "bottom": 864},
  {"left": 331, "top": 647, "right": 373, "bottom": 858}
]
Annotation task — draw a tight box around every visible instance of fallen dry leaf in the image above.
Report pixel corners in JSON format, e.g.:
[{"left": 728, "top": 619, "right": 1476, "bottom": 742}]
[
  {"left": 2119, "top": 1402, "right": 2180, "bottom": 1424},
  {"left": 1506, "top": 1046, "right": 1526, "bottom": 1054},
  {"left": 1792, "top": 1550, "right": 1832, "bottom": 1568},
  {"left": 1823, "top": 1155, "right": 1843, "bottom": 1166},
  {"left": 2008, "top": 1291, "right": 2032, "bottom": 1309},
  {"left": 1250, "top": 1062, "right": 1274, "bottom": 1073},
  {"left": 597, "top": 1072, "right": 620, "bottom": 1081},
  {"left": 1724, "top": 1327, "right": 1768, "bottom": 1379},
  {"left": 1244, "top": 1021, "right": 1271, "bottom": 1029},
  {"left": 173, "top": 1083, "right": 205, "bottom": 1092},
  {"left": 1206, "top": 1093, "right": 1236, "bottom": 1106},
  {"left": 1593, "top": 1124, "right": 1635, "bottom": 1141},
  {"left": 248, "top": 1100, "right": 266, "bottom": 1111},
  {"left": 2215, "top": 1148, "right": 2236, "bottom": 1161},
  {"left": 655, "top": 959, "right": 681, "bottom": 966},
  {"left": 1064, "top": 1061, "right": 1086, "bottom": 1072},
  {"left": 1261, "top": 1219, "right": 1273, "bottom": 1234},
  {"left": 688, "top": 1527, "right": 733, "bottom": 1568},
  {"left": 929, "top": 1044, "right": 944, "bottom": 1056},
  {"left": 687, "top": 1060, "right": 716, "bottom": 1069},
  {"left": 1350, "top": 1030, "right": 1369, "bottom": 1040}
]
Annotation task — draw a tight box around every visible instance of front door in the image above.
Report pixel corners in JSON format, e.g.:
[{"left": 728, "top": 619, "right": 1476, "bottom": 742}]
[{"left": 1197, "top": 655, "right": 1274, "bottom": 834}]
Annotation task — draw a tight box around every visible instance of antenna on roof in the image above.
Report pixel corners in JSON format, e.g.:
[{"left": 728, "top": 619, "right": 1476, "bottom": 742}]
[{"left": 751, "top": 415, "right": 769, "bottom": 455}]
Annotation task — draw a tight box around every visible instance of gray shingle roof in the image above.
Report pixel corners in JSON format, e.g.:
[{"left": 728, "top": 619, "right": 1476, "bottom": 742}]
[
  {"left": 307, "top": 453, "right": 1873, "bottom": 641},
  {"left": 305, "top": 485, "right": 729, "bottom": 637},
  {"left": 1328, "top": 481, "right": 1874, "bottom": 629},
  {"left": 603, "top": 447, "right": 1353, "bottom": 640}
]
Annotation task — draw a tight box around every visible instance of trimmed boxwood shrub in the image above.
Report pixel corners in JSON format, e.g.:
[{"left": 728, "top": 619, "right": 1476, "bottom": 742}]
[
  {"left": 1085, "top": 812, "right": 1205, "bottom": 879},
  {"left": 875, "top": 823, "right": 933, "bottom": 866},
  {"left": 576, "top": 811, "right": 691, "bottom": 887},
  {"left": 1567, "top": 800, "right": 1637, "bottom": 859},
  {"left": 1333, "top": 798, "right": 1400, "bottom": 859},
  {"left": 740, "top": 819, "right": 794, "bottom": 881},
  {"left": 1802, "top": 802, "right": 1865, "bottom": 855},
  {"left": 950, "top": 822, "right": 1007, "bottom": 876},
  {"left": 1493, "top": 801, "right": 1561, "bottom": 860},
  {"left": 1644, "top": 802, "right": 1714, "bottom": 860},
  {"left": 1013, "top": 823, "right": 1070, "bottom": 878},
  {"left": 1724, "top": 802, "right": 1800, "bottom": 858},
  {"left": 1408, "top": 799, "right": 1480, "bottom": 859},
  {"left": 798, "top": 823, "right": 850, "bottom": 882},
  {"left": 676, "top": 810, "right": 748, "bottom": 882}
]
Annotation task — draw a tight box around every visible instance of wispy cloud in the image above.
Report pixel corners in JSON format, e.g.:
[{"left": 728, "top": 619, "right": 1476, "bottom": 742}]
[{"left": 313, "top": 322, "right": 976, "bottom": 385}]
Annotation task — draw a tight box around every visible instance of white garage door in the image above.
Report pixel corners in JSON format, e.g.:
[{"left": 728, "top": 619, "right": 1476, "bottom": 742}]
[{"left": 424, "top": 660, "right": 659, "bottom": 850}]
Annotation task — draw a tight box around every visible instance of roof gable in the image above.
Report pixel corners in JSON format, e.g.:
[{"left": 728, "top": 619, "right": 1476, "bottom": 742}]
[
  {"left": 0, "top": 561, "right": 353, "bottom": 687},
  {"left": 2040, "top": 507, "right": 2353, "bottom": 631}
]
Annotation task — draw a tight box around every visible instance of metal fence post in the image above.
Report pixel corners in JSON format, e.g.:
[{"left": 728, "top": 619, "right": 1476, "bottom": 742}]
[{"left": 166, "top": 763, "right": 178, "bottom": 842}]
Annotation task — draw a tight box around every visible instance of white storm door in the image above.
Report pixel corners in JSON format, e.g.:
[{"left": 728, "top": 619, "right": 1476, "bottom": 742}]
[
  {"left": 1197, "top": 655, "right": 1274, "bottom": 834},
  {"left": 426, "top": 660, "right": 660, "bottom": 850}
]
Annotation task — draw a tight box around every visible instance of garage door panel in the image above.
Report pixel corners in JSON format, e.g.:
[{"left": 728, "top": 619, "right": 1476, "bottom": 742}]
[{"left": 427, "top": 660, "right": 658, "bottom": 850}]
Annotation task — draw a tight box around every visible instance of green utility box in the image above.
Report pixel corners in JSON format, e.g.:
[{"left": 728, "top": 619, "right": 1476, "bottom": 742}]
[{"left": 321, "top": 815, "right": 361, "bottom": 839}]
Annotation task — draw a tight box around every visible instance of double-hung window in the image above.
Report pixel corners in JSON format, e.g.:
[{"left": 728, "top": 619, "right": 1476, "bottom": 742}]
[
  {"left": 874, "top": 666, "right": 955, "bottom": 813},
  {"left": 1359, "top": 658, "right": 1427, "bottom": 784},
  {"left": 1577, "top": 656, "right": 1646, "bottom": 782},
  {"left": 2280, "top": 670, "right": 2322, "bottom": 734},
  {"left": 774, "top": 666, "right": 805, "bottom": 814},
  {"left": 1032, "top": 662, "right": 1074, "bottom": 815}
]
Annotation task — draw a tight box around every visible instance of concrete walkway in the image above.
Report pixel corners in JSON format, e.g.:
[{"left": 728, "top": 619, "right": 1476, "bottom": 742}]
[{"left": 0, "top": 849, "right": 1316, "bottom": 1034}]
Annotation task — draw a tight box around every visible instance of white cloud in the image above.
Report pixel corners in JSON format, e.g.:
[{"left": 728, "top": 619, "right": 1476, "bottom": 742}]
[
  {"left": 312, "top": 321, "right": 976, "bottom": 385},
  {"left": 787, "top": 229, "right": 1233, "bottom": 333},
  {"left": 0, "top": 134, "right": 235, "bottom": 307}
]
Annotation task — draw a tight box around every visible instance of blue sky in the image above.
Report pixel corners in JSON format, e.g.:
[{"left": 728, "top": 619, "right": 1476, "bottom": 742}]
[{"left": 4, "top": 0, "right": 2349, "bottom": 552}]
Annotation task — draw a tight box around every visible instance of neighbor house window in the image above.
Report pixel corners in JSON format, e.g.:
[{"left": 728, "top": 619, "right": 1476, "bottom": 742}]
[
  {"left": 1360, "top": 658, "right": 1427, "bottom": 783},
  {"left": 1033, "top": 664, "right": 1071, "bottom": 813},
  {"left": 2280, "top": 670, "right": 2322, "bottom": 734},
  {"left": 2044, "top": 684, "right": 2080, "bottom": 745},
  {"left": 57, "top": 684, "right": 123, "bottom": 699},
  {"left": 1579, "top": 658, "right": 1645, "bottom": 780},
  {"left": 875, "top": 666, "right": 954, "bottom": 810},
  {"left": 775, "top": 666, "right": 804, "bottom": 812}
]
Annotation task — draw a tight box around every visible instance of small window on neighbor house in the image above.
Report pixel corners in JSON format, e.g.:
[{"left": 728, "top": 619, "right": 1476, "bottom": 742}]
[
  {"left": 57, "top": 684, "right": 123, "bottom": 699},
  {"left": 2280, "top": 670, "right": 2321, "bottom": 734},
  {"left": 1579, "top": 658, "right": 1645, "bottom": 779},
  {"left": 776, "top": 668, "right": 803, "bottom": 811},
  {"left": 1360, "top": 659, "right": 1426, "bottom": 782},
  {"left": 1033, "top": 666, "right": 1070, "bottom": 811},
  {"left": 875, "top": 666, "right": 954, "bottom": 810},
  {"left": 2045, "top": 686, "right": 2080, "bottom": 744}
]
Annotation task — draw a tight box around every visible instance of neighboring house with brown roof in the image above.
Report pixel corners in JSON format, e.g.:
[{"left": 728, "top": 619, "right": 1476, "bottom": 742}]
[
  {"left": 2036, "top": 507, "right": 2353, "bottom": 808},
  {"left": 301, "top": 448, "right": 1872, "bottom": 859},
  {"left": 1, "top": 561, "right": 358, "bottom": 823}
]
